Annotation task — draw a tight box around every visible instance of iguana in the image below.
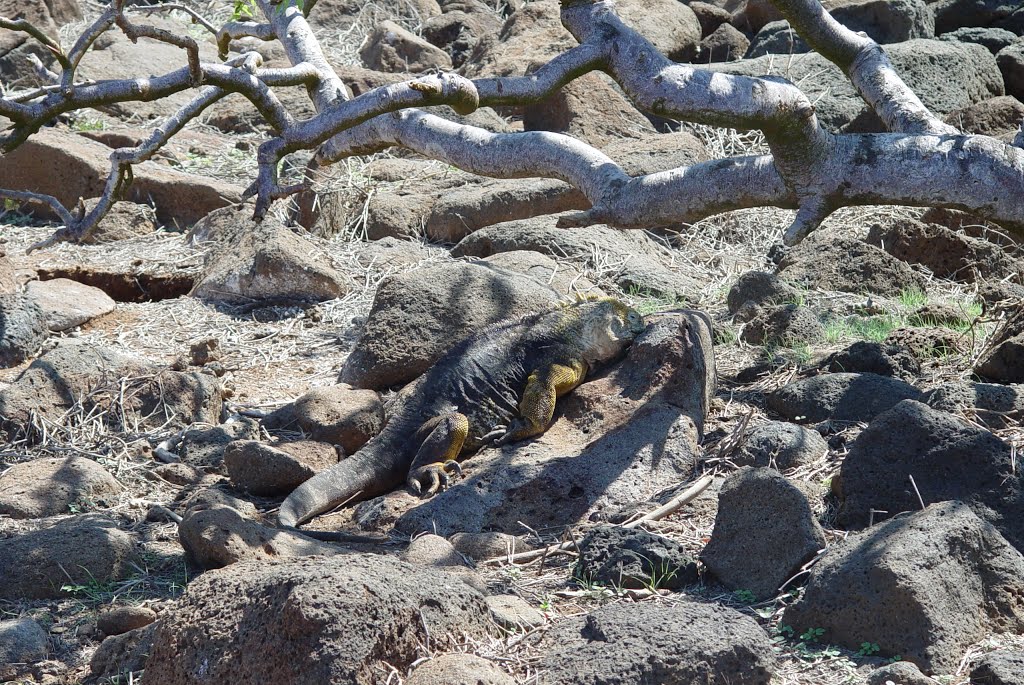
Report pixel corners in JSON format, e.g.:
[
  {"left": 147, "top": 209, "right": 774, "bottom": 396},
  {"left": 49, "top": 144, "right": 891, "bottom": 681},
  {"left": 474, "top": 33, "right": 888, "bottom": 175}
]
[{"left": 278, "top": 297, "right": 646, "bottom": 531}]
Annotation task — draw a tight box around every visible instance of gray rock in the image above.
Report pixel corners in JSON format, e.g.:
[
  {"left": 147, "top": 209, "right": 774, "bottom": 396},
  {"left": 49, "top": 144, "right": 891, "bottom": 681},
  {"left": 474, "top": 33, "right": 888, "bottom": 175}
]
[
  {"left": 616, "top": 0, "right": 702, "bottom": 62},
  {"left": 970, "top": 651, "right": 1024, "bottom": 685},
  {"left": 727, "top": 271, "right": 800, "bottom": 314},
  {"left": 939, "top": 27, "right": 1019, "bottom": 54},
  {"left": 394, "top": 312, "right": 714, "bottom": 536},
  {"left": 191, "top": 213, "right": 347, "bottom": 305},
  {"left": 827, "top": 341, "right": 921, "bottom": 380},
  {"left": 933, "top": 0, "right": 1023, "bottom": 34},
  {"left": 0, "top": 292, "right": 47, "bottom": 367},
  {"left": 835, "top": 399, "right": 1023, "bottom": 551},
  {"left": 746, "top": 20, "right": 807, "bottom": 57},
  {"left": 783, "top": 502, "right": 1024, "bottom": 673},
  {"left": 712, "top": 39, "right": 1002, "bottom": 131},
  {"left": 690, "top": 1, "right": 732, "bottom": 37},
  {"left": 702, "top": 468, "right": 825, "bottom": 600},
  {"left": 402, "top": 534, "right": 469, "bottom": 568},
  {"left": 767, "top": 372, "right": 923, "bottom": 424},
  {"left": 924, "top": 381, "right": 1023, "bottom": 430},
  {"left": 867, "top": 662, "right": 937, "bottom": 685},
  {"left": 977, "top": 327, "right": 1024, "bottom": 383},
  {"left": 177, "top": 418, "right": 261, "bottom": 471},
  {"left": 263, "top": 385, "right": 385, "bottom": 454},
  {"left": 740, "top": 304, "right": 824, "bottom": 347},
  {"left": 698, "top": 23, "right": 750, "bottom": 61},
  {"left": 574, "top": 525, "right": 698, "bottom": 590},
  {"left": 0, "top": 455, "right": 121, "bottom": 519},
  {"left": 481, "top": 251, "right": 602, "bottom": 298},
  {"left": 339, "top": 260, "right": 564, "bottom": 389},
  {"left": 406, "top": 654, "right": 515, "bottom": 685},
  {"left": 866, "top": 219, "right": 1023, "bottom": 284},
  {"left": 449, "top": 531, "right": 536, "bottom": 561},
  {"left": 485, "top": 594, "right": 546, "bottom": 630},
  {"left": 0, "top": 341, "right": 222, "bottom": 438},
  {"left": 735, "top": 421, "right": 828, "bottom": 469},
  {"left": 998, "top": 42, "right": 1024, "bottom": 101},
  {"left": 453, "top": 214, "right": 698, "bottom": 302},
  {"left": 828, "top": 0, "right": 935, "bottom": 43},
  {"left": 24, "top": 278, "right": 115, "bottom": 332},
  {"left": 536, "top": 601, "right": 775, "bottom": 685},
  {"left": 422, "top": 10, "right": 502, "bottom": 68},
  {"left": 776, "top": 234, "right": 928, "bottom": 297},
  {"left": 177, "top": 505, "right": 343, "bottom": 570},
  {"left": 521, "top": 70, "right": 653, "bottom": 149},
  {"left": 89, "top": 623, "right": 157, "bottom": 683},
  {"left": 0, "top": 618, "right": 48, "bottom": 680},
  {"left": 144, "top": 554, "right": 494, "bottom": 684},
  {"left": 224, "top": 440, "right": 340, "bottom": 496},
  {"left": 0, "top": 514, "right": 139, "bottom": 600},
  {"left": 360, "top": 20, "right": 452, "bottom": 73}
]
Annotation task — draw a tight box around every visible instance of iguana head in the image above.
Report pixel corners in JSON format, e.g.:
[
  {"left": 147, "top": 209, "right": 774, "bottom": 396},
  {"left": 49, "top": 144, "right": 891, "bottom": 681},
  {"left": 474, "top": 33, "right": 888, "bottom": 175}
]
[{"left": 575, "top": 297, "right": 645, "bottom": 365}]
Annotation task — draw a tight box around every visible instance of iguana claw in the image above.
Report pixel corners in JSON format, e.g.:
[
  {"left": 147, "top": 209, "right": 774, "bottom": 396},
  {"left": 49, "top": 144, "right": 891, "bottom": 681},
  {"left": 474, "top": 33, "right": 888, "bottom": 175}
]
[
  {"left": 482, "top": 425, "right": 508, "bottom": 444},
  {"left": 407, "top": 459, "right": 463, "bottom": 497}
]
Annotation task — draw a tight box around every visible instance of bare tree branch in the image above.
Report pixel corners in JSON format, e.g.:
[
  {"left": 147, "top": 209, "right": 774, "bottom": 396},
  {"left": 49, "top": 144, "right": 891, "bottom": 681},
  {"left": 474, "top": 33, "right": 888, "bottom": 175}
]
[
  {"left": 217, "top": 21, "right": 277, "bottom": 60},
  {"left": 0, "top": 16, "right": 70, "bottom": 69}
]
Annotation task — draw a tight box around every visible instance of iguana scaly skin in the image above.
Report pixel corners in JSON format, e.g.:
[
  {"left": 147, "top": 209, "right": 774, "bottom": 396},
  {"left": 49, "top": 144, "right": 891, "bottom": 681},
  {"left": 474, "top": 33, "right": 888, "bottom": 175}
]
[{"left": 278, "top": 297, "right": 645, "bottom": 529}]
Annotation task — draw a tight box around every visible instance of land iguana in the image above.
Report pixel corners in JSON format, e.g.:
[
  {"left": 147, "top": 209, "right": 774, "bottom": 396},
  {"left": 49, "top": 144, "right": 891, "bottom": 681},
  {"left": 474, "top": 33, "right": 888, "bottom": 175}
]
[{"left": 278, "top": 297, "right": 646, "bottom": 531}]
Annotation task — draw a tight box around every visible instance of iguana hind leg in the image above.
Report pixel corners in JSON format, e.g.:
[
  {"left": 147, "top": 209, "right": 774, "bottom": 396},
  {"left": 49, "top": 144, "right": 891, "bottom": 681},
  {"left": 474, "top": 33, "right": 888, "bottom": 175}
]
[
  {"left": 407, "top": 412, "right": 470, "bottom": 496},
  {"left": 487, "top": 360, "right": 587, "bottom": 446}
]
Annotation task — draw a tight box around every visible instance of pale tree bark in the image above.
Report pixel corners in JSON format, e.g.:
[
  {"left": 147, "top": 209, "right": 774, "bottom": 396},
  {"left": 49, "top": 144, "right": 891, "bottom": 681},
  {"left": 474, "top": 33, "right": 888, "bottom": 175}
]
[{"left": 1, "top": 0, "right": 1022, "bottom": 251}]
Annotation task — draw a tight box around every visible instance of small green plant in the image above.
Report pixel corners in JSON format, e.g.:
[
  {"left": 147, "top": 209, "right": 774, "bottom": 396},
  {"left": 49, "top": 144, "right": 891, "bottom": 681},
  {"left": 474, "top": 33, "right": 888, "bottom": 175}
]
[
  {"left": 800, "top": 627, "right": 825, "bottom": 642},
  {"left": 858, "top": 641, "right": 881, "bottom": 657},
  {"left": 642, "top": 558, "right": 680, "bottom": 592},
  {"left": 71, "top": 117, "right": 106, "bottom": 132},
  {"left": 61, "top": 568, "right": 113, "bottom": 603},
  {"left": 733, "top": 589, "right": 756, "bottom": 604},
  {"left": 714, "top": 326, "right": 738, "bottom": 346}
]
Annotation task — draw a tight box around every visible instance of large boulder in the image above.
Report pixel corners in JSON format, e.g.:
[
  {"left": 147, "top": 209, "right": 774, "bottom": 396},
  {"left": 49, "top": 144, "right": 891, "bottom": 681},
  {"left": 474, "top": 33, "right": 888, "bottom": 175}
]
[
  {"left": 970, "top": 651, "right": 1024, "bottom": 685},
  {"left": 0, "top": 514, "right": 139, "bottom": 600},
  {"left": 933, "top": 0, "right": 1024, "bottom": 34},
  {"left": 776, "top": 234, "right": 928, "bottom": 296},
  {"left": 190, "top": 210, "right": 348, "bottom": 304},
  {"left": 835, "top": 399, "right": 1024, "bottom": 551},
  {"left": 940, "top": 27, "right": 1019, "bottom": 55},
  {"left": 394, "top": 312, "right": 715, "bottom": 536},
  {"left": 534, "top": 601, "right": 775, "bottom": 685},
  {"left": 0, "top": 456, "right": 121, "bottom": 519},
  {"left": 263, "top": 385, "right": 385, "bottom": 454},
  {"left": 453, "top": 214, "right": 699, "bottom": 301},
  {"left": 616, "top": 0, "right": 702, "bottom": 61},
  {"left": 406, "top": 654, "right": 515, "bottom": 685},
  {"left": 522, "top": 71, "right": 652, "bottom": 149},
  {"left": 701, "top": 468, "right": 826, "bottom": 599},
  {"left": 339, "top": 260, "right": 565, "bottom": 389},
  {"left": 0, "top": 128, "right": 242, "bottom": 227},
  {"left": 144, "top": 555, "right": 495, "bottom": 684},
  {"left": 360, "top": 20, "right": 453, "bottom": 72},
  {"left": 866, "top": 219, "right": 1023, "bottom": 284},
  {"left": 712, "top": 39, "right": 1002, "bottom": 131},
  {"left": 462, "top": 0, "right": 576, "bottom": 78},
  {"left": 739, "top": 304, "right": 824, "bottom": 346},
  {"left": 224, "top": 440, "right": 340, "bottom": 496},
  {"left": 827, "top": 340, "right": 921, "bottom": 380},
  {"left": 923, "top": 381, "right": 1024, "bottom": 430},
  {"left": 767, "top": 372, "right": 923, "bottom": 424},
  {"left": 783, "top": 502, "right": 1024, "bottom": 673},
  {"left": 0, "top": 342, "right": 222, "bottom": 439},
  {"left": 727, "top": 271, "right": 800, "bottom": 314},
  {"left": 997, "top": 42, "right": 1024, "bottom": 106}
]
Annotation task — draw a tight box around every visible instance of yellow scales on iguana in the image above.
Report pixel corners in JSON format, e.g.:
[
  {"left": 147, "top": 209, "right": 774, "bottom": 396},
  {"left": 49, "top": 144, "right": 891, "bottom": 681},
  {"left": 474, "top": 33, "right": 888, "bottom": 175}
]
[{"left": 278, "top": 297, "right": 646, "bottom": 531}]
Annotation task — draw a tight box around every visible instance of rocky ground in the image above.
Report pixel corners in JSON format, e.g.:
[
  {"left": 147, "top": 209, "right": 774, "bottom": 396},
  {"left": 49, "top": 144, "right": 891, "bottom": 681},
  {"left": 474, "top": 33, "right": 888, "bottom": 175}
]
[{"left": 2, "top": 0, "right": 1024, "bottom": 684}]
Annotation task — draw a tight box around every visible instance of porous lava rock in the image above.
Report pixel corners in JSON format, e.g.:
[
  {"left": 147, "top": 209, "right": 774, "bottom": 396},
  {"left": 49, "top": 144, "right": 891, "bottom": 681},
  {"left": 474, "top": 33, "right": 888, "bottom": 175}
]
[
  {"left": 701, "top": 468, "right": 825, "bottom": 599},
  {"left": 734, "top": 421, "right": 828, "bottom": 469},
  {"left": 535, "top": 601, "right": 775, "bottom": 684},
  {"left": 0, "top": 456, "right": 121, "bottom": 519},
  {"left": 574, "top": 525, "right": 698, "bottom": 590},
  {"left": 835, "top": 399, "right": 1023, "bottom": 550},
  {"left": 144, "top": 554, "right": 495, "bottom": 684},
  {"left": 767, "top": 372, "right": 922, "bottom": 424},
  {"left": 783, "top": 502, "right": 1024, "bottom": 673}
]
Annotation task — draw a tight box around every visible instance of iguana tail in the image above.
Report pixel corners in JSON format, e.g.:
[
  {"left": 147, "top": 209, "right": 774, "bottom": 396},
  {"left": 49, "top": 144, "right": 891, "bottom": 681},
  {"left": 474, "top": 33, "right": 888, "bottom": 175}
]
[{"left": 277, "top": 441, "right": 408, "bottom": 528}]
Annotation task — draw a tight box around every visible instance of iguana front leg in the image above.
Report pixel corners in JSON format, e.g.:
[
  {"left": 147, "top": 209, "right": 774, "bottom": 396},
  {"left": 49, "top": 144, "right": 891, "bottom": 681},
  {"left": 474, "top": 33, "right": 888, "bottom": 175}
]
[
  {"left": 407, "top": 412, "right": 469, "bottom": 496},
  {"left": 486, "top": 359, "right": 588, "bottom": 446}
]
